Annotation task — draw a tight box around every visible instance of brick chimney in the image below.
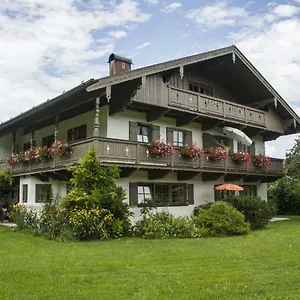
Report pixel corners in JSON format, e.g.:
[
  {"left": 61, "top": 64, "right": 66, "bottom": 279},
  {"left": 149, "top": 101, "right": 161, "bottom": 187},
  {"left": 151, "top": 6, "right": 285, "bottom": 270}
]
[{"left": 108, "top": 54, "right": 132, "bottom": 76}]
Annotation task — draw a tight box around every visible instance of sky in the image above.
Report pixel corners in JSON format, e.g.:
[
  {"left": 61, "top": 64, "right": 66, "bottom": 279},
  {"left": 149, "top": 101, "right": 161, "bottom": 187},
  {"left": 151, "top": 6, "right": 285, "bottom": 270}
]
[{"left": 0, "top": 0, "right": 300, "bottom": 158}]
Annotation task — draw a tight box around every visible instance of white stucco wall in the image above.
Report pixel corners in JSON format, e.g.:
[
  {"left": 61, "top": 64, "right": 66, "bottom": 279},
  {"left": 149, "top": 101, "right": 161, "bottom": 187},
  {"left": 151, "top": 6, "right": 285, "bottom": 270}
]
[
  {"left": 19, "top": 176, "right": 69, "bottom": 208},
  {"left": 118, "top": 170, "right": 266, "bottom": 222}
]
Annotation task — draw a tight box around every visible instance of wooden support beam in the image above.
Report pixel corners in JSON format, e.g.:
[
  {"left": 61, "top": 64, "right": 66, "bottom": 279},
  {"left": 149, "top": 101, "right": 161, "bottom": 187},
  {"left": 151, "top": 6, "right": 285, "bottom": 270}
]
[
  {"left": 31, "top": 173, "right": 49, "bottom": 182},
  {"left": 202, "top": 120, "right": 225, "bottom": 131},
  {"left": 147, "top": 108, "right": 170, "bottom": 122},
  {"left": 244, "top": 175, "right": 262, "bottom": 183},
  {"left": 148, "top": 170, "right": 170, "bottom": 180},
  {"left": 93, "top": 97, "right": 100, "bottom": 136},
  {"left": 120, "top": 168, "right": 136, "bottom": 178},
  {"left": 224, "top": 174, "right": 243, "bottom": 182},
  {"left": 177, "top": 171, "right": 198, "bottom": 181},
  {"left": 245, "top": 98, "right": 274, "bottom": 109},
  {"left": 202, "top": 172, "right": 223, "bottom": 182},
  {"left": 176, "top": 115, "right": 199, "bottom": 127}
]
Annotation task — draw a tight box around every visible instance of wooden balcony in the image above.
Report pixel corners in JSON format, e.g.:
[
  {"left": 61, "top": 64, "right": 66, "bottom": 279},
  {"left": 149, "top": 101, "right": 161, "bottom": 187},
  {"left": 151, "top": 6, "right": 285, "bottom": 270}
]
[
  {"left": 0, "top": 137, "right": 283, "bottom": 180},
  {"left": 168, "top": 87, "right": 266, "bottom": 128}
]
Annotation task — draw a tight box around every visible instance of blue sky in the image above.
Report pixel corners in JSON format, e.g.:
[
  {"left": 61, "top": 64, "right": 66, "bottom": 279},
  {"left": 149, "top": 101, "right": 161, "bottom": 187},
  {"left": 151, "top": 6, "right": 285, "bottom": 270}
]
[{"left": 0, "top": 0, "right": 300, "bottom": 158}]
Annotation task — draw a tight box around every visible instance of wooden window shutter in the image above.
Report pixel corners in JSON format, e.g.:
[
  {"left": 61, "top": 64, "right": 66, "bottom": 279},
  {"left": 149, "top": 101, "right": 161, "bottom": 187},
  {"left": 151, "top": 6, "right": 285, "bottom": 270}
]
[
  {"left": 250, "top": 142, "right": 256, "bottom": 156},
  {"left": 166, "top": 127, "right": 174, "bottom": 145},
  {"left": 151, "top": 125, "right": 160, "bottom": 142},
  {"left": 129, "top": 183, "right": 138, "bottom": 206},
  {"left": 227, "top": 138, "right": 234, "bottom": 154},
  {"left": 188, "top": 184, "right": 194, "bottom": 205},
  {"left": 67, "top": 129, "right": 73, "bottom": 142},
  {"left": 184, "top": 131, "right": 193, "bottom": 145},
  {"left": 129, "top": 122, "right": 138, "bottom": 141}
]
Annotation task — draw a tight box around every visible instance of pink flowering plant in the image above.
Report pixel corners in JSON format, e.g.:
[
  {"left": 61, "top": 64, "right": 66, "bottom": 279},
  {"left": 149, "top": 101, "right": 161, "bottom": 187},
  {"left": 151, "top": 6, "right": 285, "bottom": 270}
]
[
  {"left": 252, "top": 152, "right": 271, "bottom": 167},
  {"left": 231, "top": 151, "right": 252, "bottom": 164},
  {"left": 6, "top": 141, "right": 71, "bottom": 165},
  {"left": 50, "top": 140, "right": 72, "bottom": 156},
  {"left": 206, "top": 147, "right": 229, "bottom": 161},
  {"left": 6, "top": 154, "right": 17, "bottom": 166},
  {"left": 180, "top": 142, "right": 203, "bottom": 160},
  {"left": 148, "top": 139, "right": 174, "bottom": 158}
]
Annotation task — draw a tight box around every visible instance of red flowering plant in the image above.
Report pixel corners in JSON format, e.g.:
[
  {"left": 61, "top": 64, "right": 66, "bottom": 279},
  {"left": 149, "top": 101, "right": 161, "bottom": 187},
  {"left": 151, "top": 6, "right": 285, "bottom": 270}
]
[
  {"left": 6, "top": 154, "right": 17, "bottom": 166},
  {"left": 50, "top": 140, "right": 72, "bottom": 156},
  {"left": 180, "top": 142, "right": 204, "bottom": 160},
  {"left": 148, "top": 139, "right": 174, "bottom": 158},
  {"left": 252, "top": 152, "right": 271, "bottom": 167},
  {"left": 206, "top": 147, "right": 229, "bottom": 161},
  {"left": 34, "top": 146, "right": 53, "bottom": 161},
  {"left": 231, "top": 151, "right": 252, "bottom": 164}
]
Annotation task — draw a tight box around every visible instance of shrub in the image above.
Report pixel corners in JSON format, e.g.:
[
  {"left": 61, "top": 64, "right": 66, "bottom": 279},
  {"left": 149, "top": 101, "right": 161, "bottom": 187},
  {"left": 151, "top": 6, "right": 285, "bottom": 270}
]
[
  {"left": 133, "top": 209, "right": 200, "bottom": 239},
  {"left": 10, "top": 205, "right": 39, "bottom": 231},
  {"left": 193, "top": 202, "right": 214, "bottom": 216},
  {"left": 268, "top": 178, "right": 300, "bottom": 215},
  {"left": 224, "top": 196, "right": 277, "bottom": 230},
  {"left": 61, "top": 148, "right": 131, "bottom": 234},
  {"left": 193, "top": 201, "right": 250, "bottom": 237}
]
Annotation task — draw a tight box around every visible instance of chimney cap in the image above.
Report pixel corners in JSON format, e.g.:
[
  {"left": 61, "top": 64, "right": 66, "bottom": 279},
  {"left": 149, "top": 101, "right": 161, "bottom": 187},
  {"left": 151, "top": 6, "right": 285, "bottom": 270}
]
[{"left": 108, "top": 53, "right": 132, "bottom": 64}]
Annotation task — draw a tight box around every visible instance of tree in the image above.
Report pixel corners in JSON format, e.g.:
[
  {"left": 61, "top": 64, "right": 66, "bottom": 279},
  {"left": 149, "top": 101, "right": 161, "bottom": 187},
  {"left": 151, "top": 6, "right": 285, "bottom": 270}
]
[
  {"left": 285, "top": 135, "right": 300, "bottom": 178},
  {"left": 61, "top": 148, "right": 131, "bottom": 231}
]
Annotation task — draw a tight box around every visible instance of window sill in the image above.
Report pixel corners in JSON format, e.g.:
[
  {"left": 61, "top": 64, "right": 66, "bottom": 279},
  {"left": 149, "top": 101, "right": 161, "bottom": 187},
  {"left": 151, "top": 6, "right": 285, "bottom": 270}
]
[{"left": 137, "top": 203, "right": 190, "bottom": 208}]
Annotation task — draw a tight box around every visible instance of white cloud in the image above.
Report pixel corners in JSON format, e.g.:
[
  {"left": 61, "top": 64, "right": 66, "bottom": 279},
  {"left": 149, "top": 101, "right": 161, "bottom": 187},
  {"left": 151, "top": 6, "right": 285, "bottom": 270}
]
[
  {"left": 0, "top": 0, "right": 150, "bottom": 122},
  {"left": 186, "top": 1, "right": 247, "bottom": 27},
  {"left": 136, "top": 42, "right": 151, "bottom": 49},
  {"left": 271, "top": 4, "right": 300, "bottom": 17},
  {"left": 108, "top": 30, "right": 128, "bottom": 39},
  {"left": 145, "top": 0, "right": 158, "bottom": 4},
  {"left": 162, "top": 2, "right": 182, "bottom": 13}
]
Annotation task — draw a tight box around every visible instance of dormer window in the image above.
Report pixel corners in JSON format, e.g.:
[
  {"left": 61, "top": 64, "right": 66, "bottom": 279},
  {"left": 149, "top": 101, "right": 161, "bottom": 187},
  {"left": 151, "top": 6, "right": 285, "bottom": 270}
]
[{"left": 189, "top": 82, "right": 212, "bottom": 96}]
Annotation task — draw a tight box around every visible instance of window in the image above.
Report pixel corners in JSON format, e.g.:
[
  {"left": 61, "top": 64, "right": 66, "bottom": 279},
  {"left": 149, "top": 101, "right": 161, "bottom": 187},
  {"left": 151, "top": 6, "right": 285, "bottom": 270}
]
[
  {"left": 189, "top": 82, "right": 212, "bottom": 96},
  {"left": 23, "top": 141, "right": 35, "bottom": 151},
  {"left": 35, "top": 184, "right": 51, "bottom": 203},
  {"left": 122, "top": 62, "right": 126, "bottom": 69},
  {"left": 42, "top": 134, "right": 54, "bottom": 148},
  {"left": 133, "top": 183, "right": 193, "bottom": 207},
  {"left": 137, "top": 124, "right": 150, "bottom": 143},
  {"left": 240, "top": 185, "right": 257, "bottom": 197},
  {"left": 173, "top": 130, "right": 184, "bottom": 147},
  {"left": 167, "top": 128, "right": 192, "bottom": 147},
  {"left": 67, "top": 124, "right": 87, "bottom": 142},
  {"left": 214, "top": 188, "right": 236, "bottom": 201},
  {"left": 237, "top": 142, "right": 251, "bottom": 153},
  {"left": 22, "top": 185, "right": 28, "bottom": 203}
]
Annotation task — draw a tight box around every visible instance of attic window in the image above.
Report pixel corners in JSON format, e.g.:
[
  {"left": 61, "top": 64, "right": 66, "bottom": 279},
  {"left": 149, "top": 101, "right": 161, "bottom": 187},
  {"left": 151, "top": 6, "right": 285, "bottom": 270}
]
[{"left": 189, "top": 82, "right": 212, "bottom": 96}]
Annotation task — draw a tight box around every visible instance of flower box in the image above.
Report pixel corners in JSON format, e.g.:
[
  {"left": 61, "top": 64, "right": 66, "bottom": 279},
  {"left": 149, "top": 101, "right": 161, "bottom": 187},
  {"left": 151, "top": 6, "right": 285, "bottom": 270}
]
[
  {"left": 148, "top": 140, "right": 174, "bottom": 158},
  {"left": 180, "top": 142, "right": 203, "bottom": 160},
  {"left": 231, "top": 151, "right": 252, "bottom": 164},
  {"left": 253, "top": 152, "right": 271, "bottom": 167},
  {"left": 206, "top": 147, "right": 229, "bottom": 161}
]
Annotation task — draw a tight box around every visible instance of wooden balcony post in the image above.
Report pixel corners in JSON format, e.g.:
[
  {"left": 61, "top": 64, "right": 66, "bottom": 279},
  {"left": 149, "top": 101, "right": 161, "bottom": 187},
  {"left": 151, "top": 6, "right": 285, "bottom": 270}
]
[
  {"left": 136, "top": 144, "right": 140, "bottom": 164},
  {"left": 12, "top": 131, "right": 16, "bottom": 154},
  {"left": 30, "top": 131, "right": 35, "bottom": 148},
  {"left": 93, "top": 97, "right": 100, "bottom": 137},
  {"left": 54, "top": 114, "right": 59, "bottom": 141}
]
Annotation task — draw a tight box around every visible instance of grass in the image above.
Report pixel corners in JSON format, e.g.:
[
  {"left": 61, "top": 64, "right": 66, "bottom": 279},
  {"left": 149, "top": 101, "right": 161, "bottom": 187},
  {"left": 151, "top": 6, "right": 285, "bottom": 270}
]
[{"left": 1, "top": 218, "right": 300, "bottom": 300}]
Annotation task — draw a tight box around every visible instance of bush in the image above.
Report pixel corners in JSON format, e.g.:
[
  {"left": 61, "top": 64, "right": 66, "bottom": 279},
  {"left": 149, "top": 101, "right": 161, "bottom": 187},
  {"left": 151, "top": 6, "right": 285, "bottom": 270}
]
[
  {"left": 193, "top": 202, "right": 214, "bottom": 216},
  {"left": 224, "top": 196, "right": 277, "bottom": 230},
  {"left": 61, "top": 148, "right": 131, "bottom": 234},
  {"left": 268, "top": 178, "right": 300, "bottom": 215},
  {"left": 193, "top": 202, "right": 250, "bottom": 237},
  {"left": 10, "top": 205, "right": 39, "bottom": 231},
  {"left": 133, "top": 209, "right": 201, "bottom": 239}
]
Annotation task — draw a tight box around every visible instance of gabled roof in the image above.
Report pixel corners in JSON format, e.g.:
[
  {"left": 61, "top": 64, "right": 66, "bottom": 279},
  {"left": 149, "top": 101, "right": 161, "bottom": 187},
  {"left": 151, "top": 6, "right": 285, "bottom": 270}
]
[
  {"left": 87, "top": 45, "right": 300, "bottom": 125},
  {"left": 0, "top": 45, "right": 299, "bottom": 135}
]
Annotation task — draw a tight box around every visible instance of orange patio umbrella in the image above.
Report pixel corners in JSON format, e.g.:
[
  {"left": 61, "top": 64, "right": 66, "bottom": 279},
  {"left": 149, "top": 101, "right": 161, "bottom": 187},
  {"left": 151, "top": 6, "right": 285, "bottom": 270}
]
[{"left": 214, "top": 184, "right": 244, "bottom": 191}]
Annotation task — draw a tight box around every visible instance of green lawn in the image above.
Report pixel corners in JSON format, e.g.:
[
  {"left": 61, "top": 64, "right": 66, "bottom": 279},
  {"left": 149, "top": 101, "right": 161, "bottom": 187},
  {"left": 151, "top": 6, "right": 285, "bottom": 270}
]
[{"left": 1, "top": 218, "right": 300, "bottom": 300}]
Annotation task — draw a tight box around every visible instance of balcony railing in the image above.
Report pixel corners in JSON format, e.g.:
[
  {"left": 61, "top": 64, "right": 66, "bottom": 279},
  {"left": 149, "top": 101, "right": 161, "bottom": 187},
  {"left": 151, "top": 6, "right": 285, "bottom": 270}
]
[
  {"left": 168, "top": 86, "right": 266, "bottom": 128},
  {"left": 1, "top": 137, "right": 283, "bottom": 177}
]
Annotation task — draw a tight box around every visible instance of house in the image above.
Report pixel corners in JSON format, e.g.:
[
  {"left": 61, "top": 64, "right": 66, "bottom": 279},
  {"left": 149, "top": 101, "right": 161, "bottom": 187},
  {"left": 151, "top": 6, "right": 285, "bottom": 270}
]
[{"left": 0, "top": 45, "right": 299, "bottom": 221}]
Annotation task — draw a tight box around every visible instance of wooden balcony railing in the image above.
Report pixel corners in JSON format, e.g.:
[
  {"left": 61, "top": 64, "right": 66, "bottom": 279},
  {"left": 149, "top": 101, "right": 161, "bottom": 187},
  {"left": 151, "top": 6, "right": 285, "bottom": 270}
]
[
  {"left": 1, "top": 137, "right": 283, "bottom": 177},
  {"left": 168, "top": 86, "right": 266, "bottom": 128}
]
